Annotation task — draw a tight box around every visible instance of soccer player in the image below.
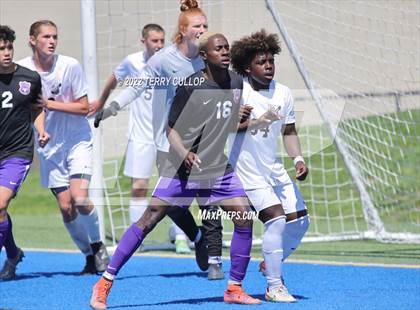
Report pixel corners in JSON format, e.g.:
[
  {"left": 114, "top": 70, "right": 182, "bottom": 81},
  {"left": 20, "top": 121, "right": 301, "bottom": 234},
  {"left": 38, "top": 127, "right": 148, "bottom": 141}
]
[
  {"left": 89, "top": 32, "right": 261, "bottom": 309},
  {"left": 89, "top": 24, "right": 193, "bottom": 254},
  {"left": 229, "top": 29, "right": 310, "bottom": 302},
  {"left": 0, "top": 25, "right": 49, "bottom": 280},
  {"left": 94, "top": 0, "right": 221, "bottom": 271},
  {"left": 18, "top": 20, "right": 109, "bottom": 274}
]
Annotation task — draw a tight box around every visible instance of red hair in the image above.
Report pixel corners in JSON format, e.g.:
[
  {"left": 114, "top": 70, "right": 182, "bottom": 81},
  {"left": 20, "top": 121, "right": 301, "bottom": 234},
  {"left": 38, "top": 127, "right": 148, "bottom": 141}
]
[{"left": 173, "top": 0, "right": 206, "bottom": 44}]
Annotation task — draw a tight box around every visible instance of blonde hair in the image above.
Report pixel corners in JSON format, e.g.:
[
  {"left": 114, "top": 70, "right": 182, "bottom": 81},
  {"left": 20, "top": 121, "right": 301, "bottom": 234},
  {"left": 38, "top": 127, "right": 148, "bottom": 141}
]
[
  {"left": 29, "top": 20, "right": 57, "bottom": 38},
  {"left": 173, "top": 0, "right": 206, "bottom": 44}
]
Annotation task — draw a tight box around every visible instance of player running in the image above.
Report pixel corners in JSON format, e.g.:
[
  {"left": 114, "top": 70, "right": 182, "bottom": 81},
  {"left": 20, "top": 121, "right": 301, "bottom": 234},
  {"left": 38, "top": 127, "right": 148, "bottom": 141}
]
[
  {"left": 0, "top": 25, "right": 49, "bottom": 280},
  {"left": 89, "top": 32, "right": 261, "bottom": 309},
  {"left": 229, "top": 29, "right": 310, "bottom": 302},
  {"left": 18, "top": 20, "right": 109, "bottom": 274}
]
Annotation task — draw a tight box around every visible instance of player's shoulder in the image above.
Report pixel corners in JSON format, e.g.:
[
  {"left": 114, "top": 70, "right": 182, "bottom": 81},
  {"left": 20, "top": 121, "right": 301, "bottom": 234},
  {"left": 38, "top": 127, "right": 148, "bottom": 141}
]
[
  {"left": 16, "top": 56, "right": 34, "bottom": 70},
  {"left": 15, "top": 64, "right": 41, "bottom": 82},
  {"left": 55, "top": 54, "right": 82, "bottom": 68},
  {"left": 126, "top": 51, "right": 145, "bottom": 64},
  {"left": 272, "top": 80, "right": 291, "bottom": 94}
]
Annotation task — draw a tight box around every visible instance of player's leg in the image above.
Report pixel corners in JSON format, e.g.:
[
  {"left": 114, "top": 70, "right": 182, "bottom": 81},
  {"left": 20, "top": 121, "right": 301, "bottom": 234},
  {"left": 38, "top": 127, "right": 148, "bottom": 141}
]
[
  {"left": 275, "top": 182, "right": 309, "bottom": 260},
  {"left": 90, "top": 176, "right": 196, "bottom": 309},
  {"left": 68, "top": 140, "right": 109, "bottom": 272},
  {"left": 0, "top": 158, "right": 31, "bottom": 280},
  {"left": 218, "top": 197, "right": 260, "bottom": 305},
  {"left": 52, "top": 186, "right": 95, "bottom": 273},
  {"left": 201, "top": 204, "right": 224, "bottom": 280}
]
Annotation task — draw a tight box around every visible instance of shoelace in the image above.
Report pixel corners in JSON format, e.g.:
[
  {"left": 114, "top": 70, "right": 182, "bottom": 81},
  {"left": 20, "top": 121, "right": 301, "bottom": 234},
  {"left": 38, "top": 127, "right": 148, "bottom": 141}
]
[{"left": 97, "top": 281, "right": 112, "bottom": 302}]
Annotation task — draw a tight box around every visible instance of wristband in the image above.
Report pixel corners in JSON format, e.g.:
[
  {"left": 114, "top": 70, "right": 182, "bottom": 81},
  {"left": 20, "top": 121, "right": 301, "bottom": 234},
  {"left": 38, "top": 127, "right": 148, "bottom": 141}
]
[{"left": 293, "top": 156, "right": 305, "bottom": 166}]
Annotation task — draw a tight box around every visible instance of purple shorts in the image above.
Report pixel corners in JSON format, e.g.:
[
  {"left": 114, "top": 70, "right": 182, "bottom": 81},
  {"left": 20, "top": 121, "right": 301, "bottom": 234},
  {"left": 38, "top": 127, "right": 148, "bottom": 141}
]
[
  {"left": 0, "top": 157, "right": 32, "bottom": 193},
  {"left": 152, "top": 171, "right": 247, "bottom": 208}
]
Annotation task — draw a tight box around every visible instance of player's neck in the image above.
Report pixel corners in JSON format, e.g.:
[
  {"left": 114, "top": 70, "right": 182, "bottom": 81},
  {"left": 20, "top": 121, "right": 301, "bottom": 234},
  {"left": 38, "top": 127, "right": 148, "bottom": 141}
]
[
  {"left": 248, "top": 76, "right": 270, "bottom": 91},
  {"left": 0, "top": 63, "right": 16, "bottom": 74},
  {"left": 203, "top": 64, "right": 229, "bottom": 86},
  {"left": 177, "top": 41, "right": 199, "bottom": 59},
  {"left": 33, "top": 52, "right": 55, "bottom": 72}
]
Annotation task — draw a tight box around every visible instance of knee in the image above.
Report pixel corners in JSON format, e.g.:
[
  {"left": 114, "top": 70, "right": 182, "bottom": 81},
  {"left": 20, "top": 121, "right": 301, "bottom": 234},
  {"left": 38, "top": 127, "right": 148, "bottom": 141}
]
[
  {"left": 59, "top": 203, "right": 76, "bottom": 221},
  {"left": 233, "top": 217, "right": 253, "bottom": 228},
  {"left": 137, "top": 205, "right": 166, "bottom": 233}
]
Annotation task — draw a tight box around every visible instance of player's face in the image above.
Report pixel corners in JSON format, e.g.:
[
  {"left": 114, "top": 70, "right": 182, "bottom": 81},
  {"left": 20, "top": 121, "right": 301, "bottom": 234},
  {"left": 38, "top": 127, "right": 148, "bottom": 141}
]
[
  {"left": 30, "top": 25, "right": 58, "bottom": 57},
  {"left": 248, "top": 52, "right": 275, "bottom": 86},
  {"left": 142, "top": 30, "right": 165, "bottom": 56},
  {"left": 204, "top": 35, "right": 230, "bottom": 69},
  {"left": 183, "top": 14, "right": 208, "bottom": 47},
  {"left": 0, "top": 40, "right": 14, "bottom": 70}
]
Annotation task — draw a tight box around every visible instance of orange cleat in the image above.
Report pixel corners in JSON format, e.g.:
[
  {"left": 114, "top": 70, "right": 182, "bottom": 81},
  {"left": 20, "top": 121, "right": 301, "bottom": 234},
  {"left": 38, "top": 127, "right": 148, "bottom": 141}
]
[
  {"left": 90, "top": 277, "right": 113, "bottom": 310},
  {"left": 224, "top": 284, "right": 261, "bottom": 305}
]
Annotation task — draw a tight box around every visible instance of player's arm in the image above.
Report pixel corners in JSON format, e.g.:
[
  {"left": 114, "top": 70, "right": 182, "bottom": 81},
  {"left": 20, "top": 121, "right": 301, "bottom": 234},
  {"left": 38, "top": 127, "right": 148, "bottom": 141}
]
[
  {"left": 167, "top": 127, "right": 201, "bottom": 171},
  {"left": 237, "top": 106, "right": 279, "bottom": 131},
  {"left": 42, "top": 95, "right": 89, "bottom": 115},
  {"left": 282, "top": 122, "right": 308, "bottom": 181},
  {"left": 88, "top": 74, "right": 118, "bottom": 116},
  {"left": 32, "top": 96, "right": 49, "bottom": 148}
]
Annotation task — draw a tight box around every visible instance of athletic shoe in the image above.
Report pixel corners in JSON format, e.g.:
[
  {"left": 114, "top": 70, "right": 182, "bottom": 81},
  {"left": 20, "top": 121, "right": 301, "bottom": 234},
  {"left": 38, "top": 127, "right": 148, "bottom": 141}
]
[
  {"left": 81, "top": 255, "right": 97, "bottom": 275},
  {"left": 0, "top": 248, "right": 24, "bottom": 280},
  {"left": 93, "top": 243, "right": 109, "bottom": 272},
  {"left": 194, "top": 227, "right": 209, "bottom": 271},
  {"left": 207, "top": 263, "right": 224, "bottom": 280},
  {"left": 224, "top": 284, "right": 261, "bottom": 305},
  {"left": 175, "top": 239, "right": 191, "bottom": 254},
  {"left": 90, "top": 277, "right": 113, "bottom": 310},
  {"left": 265, "top": 284, "right": 296, "bottom": 303}
]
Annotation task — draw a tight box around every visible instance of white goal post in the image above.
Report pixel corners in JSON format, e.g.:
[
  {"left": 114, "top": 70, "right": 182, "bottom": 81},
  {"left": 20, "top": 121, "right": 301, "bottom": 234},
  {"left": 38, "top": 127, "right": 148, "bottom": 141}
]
[{"left": 81, "top": 0, "right": 420, "bottom": 247}]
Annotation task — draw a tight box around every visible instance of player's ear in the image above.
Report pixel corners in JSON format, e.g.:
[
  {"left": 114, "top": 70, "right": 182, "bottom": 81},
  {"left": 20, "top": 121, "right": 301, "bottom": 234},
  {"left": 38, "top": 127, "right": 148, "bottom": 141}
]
[
  {"left": 199, "top": 50, "right": 207, "bottom": 61},
  {"left": 29, "top": 35, "right": 36, "bottom": 48},
  {"left": 140, "top": 38, "right": 145, "bottom": 44}
]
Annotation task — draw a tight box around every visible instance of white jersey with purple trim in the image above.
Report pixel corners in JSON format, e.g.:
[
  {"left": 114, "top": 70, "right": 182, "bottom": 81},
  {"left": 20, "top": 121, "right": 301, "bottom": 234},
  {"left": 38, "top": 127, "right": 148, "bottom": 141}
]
[
  {"left": 114, "top": 51, "right": 153, "bottom": 143},
  {"left": 18, "top": 55, "right": 91, "bottom": 157},
  {"left": 228, "top": 78, "right": 296, "bottom": 189}
]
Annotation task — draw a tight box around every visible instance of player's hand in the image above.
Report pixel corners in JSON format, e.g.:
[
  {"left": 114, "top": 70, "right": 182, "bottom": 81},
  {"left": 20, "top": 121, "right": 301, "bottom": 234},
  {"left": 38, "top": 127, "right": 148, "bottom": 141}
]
[
  {"left": 254, "top": 110, "right": 279, "bottom": 129},
  {"left": 88, "top": 99, "right": 103, "bottom": 116},
  {"left": 185, "top": 152, "right": 202, "bottom": 172},
  {"left": 38, "top": 131, "right": 50, "bottom": 148},
  {"left": 94, "top": 101, "right": 120, "bottom": 128},
  {"left": 295, "top": 161, "right": 308, "bottom": 181},
  {"left": 239, "top": 104, "right": 253, "bottom": 120},
  {"left": 35, "top": 94, "right": 48, "bottom": 110}
]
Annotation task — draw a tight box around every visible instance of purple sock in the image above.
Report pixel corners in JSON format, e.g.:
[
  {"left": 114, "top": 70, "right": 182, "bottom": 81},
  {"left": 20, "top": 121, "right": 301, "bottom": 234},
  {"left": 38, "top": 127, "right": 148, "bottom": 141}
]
[
  {"left": 106, "top": 224, "right": 145, "bottom": 276},
  {"left": 0, "top": 217, "right": 10, "bottom": 254},
  {"left": 4, "top": 214, "right": 18, "bottom": 259},
  {"left": 229, "top": 226, "right": 252, "bottom": 282}
]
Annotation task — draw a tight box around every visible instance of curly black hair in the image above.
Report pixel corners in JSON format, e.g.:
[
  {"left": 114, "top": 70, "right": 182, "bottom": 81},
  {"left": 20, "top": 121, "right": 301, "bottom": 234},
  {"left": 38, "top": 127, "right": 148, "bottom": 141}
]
[
  {"left": 0, "top": 25, "right": 15, "bottom": 43},
  {"left": 231, "top": 29, "right": 280, "bottom": 76}
]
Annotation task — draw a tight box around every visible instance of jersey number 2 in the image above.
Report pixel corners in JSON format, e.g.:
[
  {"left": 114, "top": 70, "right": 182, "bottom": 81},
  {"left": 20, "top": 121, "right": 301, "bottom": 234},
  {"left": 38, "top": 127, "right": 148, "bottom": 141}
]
[{"left": 1, "top": 91, "right": 13, "bottom": 108}]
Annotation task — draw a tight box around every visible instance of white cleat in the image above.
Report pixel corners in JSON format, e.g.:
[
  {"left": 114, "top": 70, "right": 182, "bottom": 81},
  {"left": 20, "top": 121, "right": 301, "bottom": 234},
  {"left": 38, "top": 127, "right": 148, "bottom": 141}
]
[{"left": 265, "top": 284, "right": 297, "bottom": 303}]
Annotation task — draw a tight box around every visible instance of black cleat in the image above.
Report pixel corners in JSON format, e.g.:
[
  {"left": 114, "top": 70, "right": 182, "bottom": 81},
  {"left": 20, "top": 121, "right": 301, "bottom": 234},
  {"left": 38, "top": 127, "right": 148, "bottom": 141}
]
[
  {"left": 80, "top": 255, "right": 97, "bottom": 275},
  {"left": 194, "top": 227, "right": 209, "bottom": 271},
  {"left": 0, "top": 248, "right": 24, "bottom": 281},
  {"left": 91, "top": 242, "right": 109, "bottom": 273},
  {"left": 208, "top": 263, "right": 224, "bottom": 280}
]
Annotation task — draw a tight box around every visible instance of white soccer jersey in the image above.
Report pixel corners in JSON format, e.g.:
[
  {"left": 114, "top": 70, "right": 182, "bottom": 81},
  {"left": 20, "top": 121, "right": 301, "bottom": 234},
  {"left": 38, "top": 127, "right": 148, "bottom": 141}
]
[
  {"left": 228, "top": 78, "right": 295, "bottom": 189},
  {"left": 114, "top": 51, "right": 153, "bottom": 143},
  {"left": 18, "top": 55, "right": 91, "bottom": 157}
]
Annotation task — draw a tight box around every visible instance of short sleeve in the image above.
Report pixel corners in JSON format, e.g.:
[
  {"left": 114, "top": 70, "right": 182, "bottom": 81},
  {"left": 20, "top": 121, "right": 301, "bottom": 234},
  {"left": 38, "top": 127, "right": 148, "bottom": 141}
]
[
  {"left": 68, "top": 61, "right": 88, "bottom": 100},
  {"left": 284, "top": 87, "right": 295, "bottom": 124}
]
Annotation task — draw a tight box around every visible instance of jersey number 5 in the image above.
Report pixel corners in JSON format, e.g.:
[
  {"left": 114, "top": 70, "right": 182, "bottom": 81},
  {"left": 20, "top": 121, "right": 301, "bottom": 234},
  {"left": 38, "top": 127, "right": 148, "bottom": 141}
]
[
  {"left": 216, "top": 101, "right": 232, "bottom": 119},
  {"left": 1, "top": 91, "right": 13, "bottom": 109}
]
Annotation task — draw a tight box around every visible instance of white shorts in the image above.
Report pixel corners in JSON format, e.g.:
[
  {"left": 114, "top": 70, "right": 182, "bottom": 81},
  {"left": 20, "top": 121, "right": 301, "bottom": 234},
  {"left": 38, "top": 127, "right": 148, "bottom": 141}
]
[
  {"left": 40, "top": 140, "right": 93, "bottom": 188},
  {"left": 123, "top": 140, "right": 156, "bottom": 179},
  {"left": 246, "top": 181, "right": 306, "bottom": 214}
]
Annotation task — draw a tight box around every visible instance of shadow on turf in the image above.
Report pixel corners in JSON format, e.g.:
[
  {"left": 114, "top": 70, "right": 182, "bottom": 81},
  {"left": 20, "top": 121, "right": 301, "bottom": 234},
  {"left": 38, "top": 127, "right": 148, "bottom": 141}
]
[
  {"left": 107, "top": 294, "right": 308, "bottom": 308},
  {"left": 116, "top": 271, "right": 207, "bottom": 280},
  {"left": 5, "top": 271, "right": 97, "bottom": 281}
]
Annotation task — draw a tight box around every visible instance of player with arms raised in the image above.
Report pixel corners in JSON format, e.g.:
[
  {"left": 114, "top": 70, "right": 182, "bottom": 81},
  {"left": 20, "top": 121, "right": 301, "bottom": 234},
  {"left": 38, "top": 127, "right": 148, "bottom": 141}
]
[
  {"left": 230, "top": 29, "right": 310, "bottom": 302},
  {"left": 0, "top": 25, "right": 49, "bottom": 280},
  {"left": 18, "top": 20, "right": 109, "bottom": 274}
]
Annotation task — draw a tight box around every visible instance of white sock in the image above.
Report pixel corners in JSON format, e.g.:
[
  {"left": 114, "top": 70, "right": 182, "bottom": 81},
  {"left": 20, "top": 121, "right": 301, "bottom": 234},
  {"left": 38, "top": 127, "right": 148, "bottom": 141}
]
[
  {"left": 208, "top": 256, "right": 222, "bottom": 264},
  {"left": 283, "top": 215, "right": 310, "bottom": 260},
  {"left": 262, "top": 215, "right": 286, "bottom": 289},
  {"left": 64, "top": 214, "right": 92, "bottom": 255},
  {"left": 79, "top": 207, "right": 101, "bottom": 243},
  {"left": 129, "top": 198, "right": 148, "bottom": 223}
]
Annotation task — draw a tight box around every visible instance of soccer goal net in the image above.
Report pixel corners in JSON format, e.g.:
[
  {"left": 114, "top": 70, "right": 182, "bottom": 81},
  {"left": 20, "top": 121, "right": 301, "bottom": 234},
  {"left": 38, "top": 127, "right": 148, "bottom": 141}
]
[{"left": 86, "top": 0, "right": 420, "bottom": 247}]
